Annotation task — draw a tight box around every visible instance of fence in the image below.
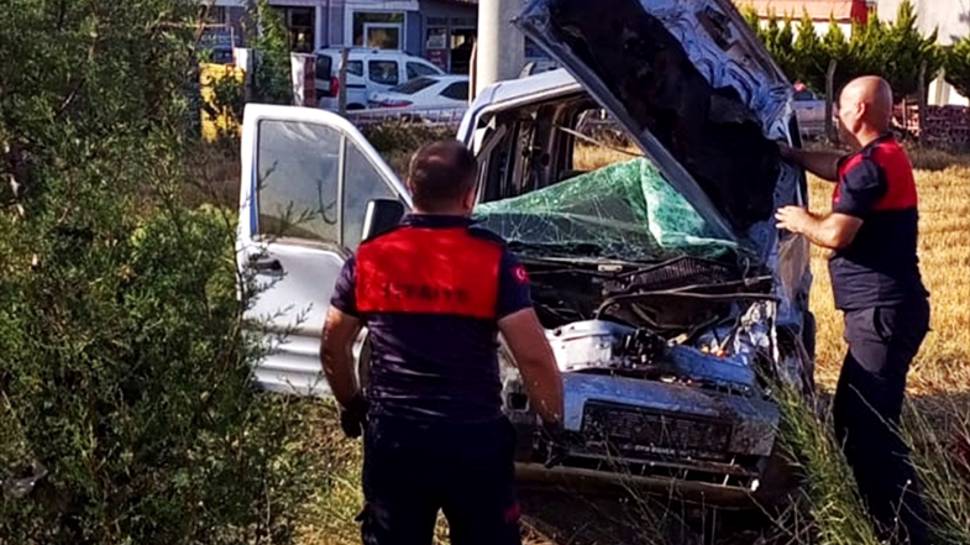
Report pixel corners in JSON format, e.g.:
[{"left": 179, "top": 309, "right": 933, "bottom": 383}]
[
  {"left": 896, "top": 104, "right": 970, "bottom": 148},
  {"left": 344, "top": 107, "right": 468, "bottom": 130}
]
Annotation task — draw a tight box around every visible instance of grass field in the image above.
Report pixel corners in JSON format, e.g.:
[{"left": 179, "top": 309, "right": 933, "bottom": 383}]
[{"left": 809, "top": 158, "right": 970, "bottom": 398}]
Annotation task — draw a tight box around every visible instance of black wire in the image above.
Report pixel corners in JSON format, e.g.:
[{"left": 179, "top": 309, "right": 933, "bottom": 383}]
[{"left": 594, "top": 290, "right": 779, "bottom": 320}]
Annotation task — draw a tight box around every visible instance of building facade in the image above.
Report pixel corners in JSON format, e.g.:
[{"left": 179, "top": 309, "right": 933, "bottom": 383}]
[{"left": 205, "top": 0, "right": 480, "bottom": 73}]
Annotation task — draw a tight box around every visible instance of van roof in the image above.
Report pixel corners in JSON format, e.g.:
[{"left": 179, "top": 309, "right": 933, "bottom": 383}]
[{"left": 316, "top": 47, "right": 411, "bottom": 56}]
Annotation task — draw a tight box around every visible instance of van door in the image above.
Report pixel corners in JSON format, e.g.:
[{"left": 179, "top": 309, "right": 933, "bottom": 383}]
[{"left": 237, "top": 104, "right": 406, "bottom": 396}]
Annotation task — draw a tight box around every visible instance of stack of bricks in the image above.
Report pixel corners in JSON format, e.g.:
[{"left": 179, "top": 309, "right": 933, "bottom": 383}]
[{"left": 894, "top": 103, "right": 970, "bottom": 148}]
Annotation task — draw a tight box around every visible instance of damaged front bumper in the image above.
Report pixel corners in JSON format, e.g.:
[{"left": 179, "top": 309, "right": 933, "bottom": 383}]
[{"left": 505, "top": 371, "right": 780, "bottom": 505}]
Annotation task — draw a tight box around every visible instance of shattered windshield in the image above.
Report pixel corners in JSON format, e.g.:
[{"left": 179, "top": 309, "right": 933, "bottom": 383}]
[{"left": 474, "top": 157, "right": 740, "bottom": 263}]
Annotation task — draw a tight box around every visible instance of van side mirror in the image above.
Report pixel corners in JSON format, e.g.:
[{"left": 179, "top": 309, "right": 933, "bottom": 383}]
[{"left": 362, "top": 199, "right": 405, "bottom": 242}]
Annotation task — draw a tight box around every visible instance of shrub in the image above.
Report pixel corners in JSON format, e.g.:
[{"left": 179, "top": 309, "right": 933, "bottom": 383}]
[
  {"left": 0, "top": 2, "right": 316, "bottom": 543},
  {"left": 743, "top": 0, "right": 941, "bottom": 99},
  {"left": 793, "top": 12, "right": 827, "bottom": 91},
  {"left": 879, "top": 1, "right": 942, "bottom": 99},
  {"left": 944, "top": 34, "right": 970, "bottom": 99},
  {"left": 248, "top": 0, "right": 293, "bottom": 105}
]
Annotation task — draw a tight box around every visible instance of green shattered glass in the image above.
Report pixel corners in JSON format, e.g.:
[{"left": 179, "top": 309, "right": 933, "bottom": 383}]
[{"left": 474, "top": 158, "right": 738, "bottom": 261}]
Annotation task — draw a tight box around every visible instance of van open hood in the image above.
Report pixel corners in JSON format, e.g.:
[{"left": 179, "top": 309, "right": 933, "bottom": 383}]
[{"left": 515, "top": 0, "right": 794, "bottom": 234}]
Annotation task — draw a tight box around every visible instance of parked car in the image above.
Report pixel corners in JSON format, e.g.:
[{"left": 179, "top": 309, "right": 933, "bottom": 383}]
[
  {"left": 314, "top": 47, "right": 445, "bottom": 111},
  {"left": 238, "top": 0, "right": 813, "bottom": 506},
  {"left": 792, "top": 88, "right": 827, "bottom": 138},
  {"left": 367, "top": 75, "right": 469, "bottom": 110}
]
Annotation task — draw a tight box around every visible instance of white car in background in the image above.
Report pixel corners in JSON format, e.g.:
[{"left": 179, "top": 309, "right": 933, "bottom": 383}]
[
  {"left": 315, "top": 47, "right": 445, "bottom": 111},
  {"left": 367, "top": 75, "right": 469, "bottom": 110}
]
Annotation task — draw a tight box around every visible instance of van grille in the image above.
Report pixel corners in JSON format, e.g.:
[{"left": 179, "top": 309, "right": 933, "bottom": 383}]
[{"left": 581, "top": 402, "right": 731, "bottom": 457}]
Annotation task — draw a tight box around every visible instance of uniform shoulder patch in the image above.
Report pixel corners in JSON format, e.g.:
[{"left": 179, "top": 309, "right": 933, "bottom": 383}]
[{"left": 511, "top": 263, "right": 529, "bottom": 284}]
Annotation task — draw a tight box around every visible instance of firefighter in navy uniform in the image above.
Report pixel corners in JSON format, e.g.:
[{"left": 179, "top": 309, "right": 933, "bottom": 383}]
[
  {"left": 321, "top": 140, "right": 564, "bottom": 545},
  {"left": 777, "top": 76, "right": 930, "bottom": 545}
]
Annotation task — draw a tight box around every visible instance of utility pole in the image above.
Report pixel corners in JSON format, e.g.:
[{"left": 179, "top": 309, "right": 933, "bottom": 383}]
[{"left": 475, "top": 0, "right": 525, "bottom": 97}]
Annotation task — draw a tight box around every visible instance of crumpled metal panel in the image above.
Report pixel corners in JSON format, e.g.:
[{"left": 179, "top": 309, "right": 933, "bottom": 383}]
[
  {"left": 516, "top": 0, "right": 812, "bottom": 345},
  {"left": 516, "top": 0, "right": 791, "bottom": 230},
  {"left": 544, "top": 319, "right": 759, "bottom": 392},
  {"left": 553, "top": 373, "right": 778, "bottom": 456}
]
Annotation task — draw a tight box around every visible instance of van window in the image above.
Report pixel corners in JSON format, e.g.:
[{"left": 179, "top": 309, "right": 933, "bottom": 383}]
[
  {"left": 257, "top": 120, "right": 340, "bottom": 244},
  {"left": 368, "top": 60, "right": 399, "bottom": 85},
  {"left": 407, "top": 62, "right": 440, "bottom": 80},
  {"left": 315, "top": 55, "right": 333, "bottom": 79},
  {"left": 346, "top": 60, "right": 364, "bottom": 77},
  {"left": 342, "top": 143, "right": 399, "bottom": 249}
]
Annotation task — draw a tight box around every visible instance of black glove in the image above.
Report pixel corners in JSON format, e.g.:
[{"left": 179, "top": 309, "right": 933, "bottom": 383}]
[
  {"left": 339, "top": 394, "right": 368, "bottom": 439},
  {"left": 540, "top": 421, "right": 568, "bottom": 469}
]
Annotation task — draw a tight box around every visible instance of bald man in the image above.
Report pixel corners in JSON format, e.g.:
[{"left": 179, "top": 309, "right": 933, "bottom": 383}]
[{"left": 777, "top": 76, "right": 930, "bottom": 545}]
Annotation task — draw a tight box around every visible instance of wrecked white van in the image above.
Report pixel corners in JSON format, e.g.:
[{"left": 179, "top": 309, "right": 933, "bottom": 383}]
[{"left": 236, "top": 0, "right": 814, "bottom": 505}]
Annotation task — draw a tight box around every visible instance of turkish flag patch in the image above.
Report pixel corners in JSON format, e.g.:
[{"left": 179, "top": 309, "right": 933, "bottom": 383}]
[{"left": 512, "top": 264, "right": 529, "bottom": 284}]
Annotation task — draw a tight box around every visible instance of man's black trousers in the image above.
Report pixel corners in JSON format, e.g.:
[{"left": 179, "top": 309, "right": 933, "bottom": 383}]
[
  {"left": 359, "top": 415, "right": 522, "bottom": 545},
  {"left": 834, "top": 299, "right": 930, "bottom": 545}
]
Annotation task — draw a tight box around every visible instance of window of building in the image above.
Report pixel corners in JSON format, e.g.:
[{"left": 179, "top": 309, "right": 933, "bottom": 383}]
[
  {"left": 273, "top": 6, "right": 315, "bottom": 53},
  {"left": 205, "top": 6, "right": 227, "bottom": 25},
  {"left": 353, "top": 12, "right": 404, "bottom": 49},
  {"left": 368, "top": 60, "right": 399, "bottom": 85},
  {"left": 449, "top": 30, "right": 475, "bottom": 74}
]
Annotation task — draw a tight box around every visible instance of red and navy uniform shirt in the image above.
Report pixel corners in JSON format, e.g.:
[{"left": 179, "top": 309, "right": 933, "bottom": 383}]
[
  {"left": 830, "top": 134, "right": 928, "bottom": 310},
  {"left": 330, "top": 214, "right": 533, "bottom": 423}
]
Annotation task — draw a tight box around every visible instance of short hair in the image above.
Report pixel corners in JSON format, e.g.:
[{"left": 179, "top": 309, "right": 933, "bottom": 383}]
[{"left": 406, "top": 140, "right": 477, "bottom": 210}]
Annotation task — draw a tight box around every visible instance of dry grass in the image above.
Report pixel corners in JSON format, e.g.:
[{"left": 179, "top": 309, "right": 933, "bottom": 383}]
[{"left": 809, "top": 166, "right": 970, "bottom": 397}]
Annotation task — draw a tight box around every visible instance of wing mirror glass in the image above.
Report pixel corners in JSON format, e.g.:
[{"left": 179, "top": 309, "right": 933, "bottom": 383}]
[{"left": 362, "top": 199, "right": 405, "bottom": 242}]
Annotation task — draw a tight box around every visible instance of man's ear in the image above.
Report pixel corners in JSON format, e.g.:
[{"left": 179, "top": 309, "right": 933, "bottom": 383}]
[{"left": 462, "top": 184, "right": 477, "bottom": 212}]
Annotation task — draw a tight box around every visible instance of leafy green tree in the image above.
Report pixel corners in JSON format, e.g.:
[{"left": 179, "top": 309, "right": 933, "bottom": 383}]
[
  {"left": 746, "top": 10, "right": 799, "bottom": 84},
  {"left": 821, "top": 15, "right": 850, "bottom": 74},
  {"left": 248, "top": 0, "right": 293, "bottom": 104},
  {"left": 770, "top": 16, "right": 799, "bottom": 80},
  {"left": 880, "top": 0, "right": 942, "bottom": 99},
  {"left": 741, "top": 5, "right": 762, "bottom": 36},
  {"left": 843, "top": 13, "right": 888, "bottom": 90},
  {"left": 0, "top": 2, "right": 315, "bottom": 543},
  {"left": 793, "top": 11, "right": 827, "bottom": 91},
  {"left": 944, "top": 35, "right": 970, "bottom": 99}
]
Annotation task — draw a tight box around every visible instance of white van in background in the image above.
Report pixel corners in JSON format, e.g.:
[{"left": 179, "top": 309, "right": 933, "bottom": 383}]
[{"left": 314, "top": 48, "right": 445, "bottom": 111}]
